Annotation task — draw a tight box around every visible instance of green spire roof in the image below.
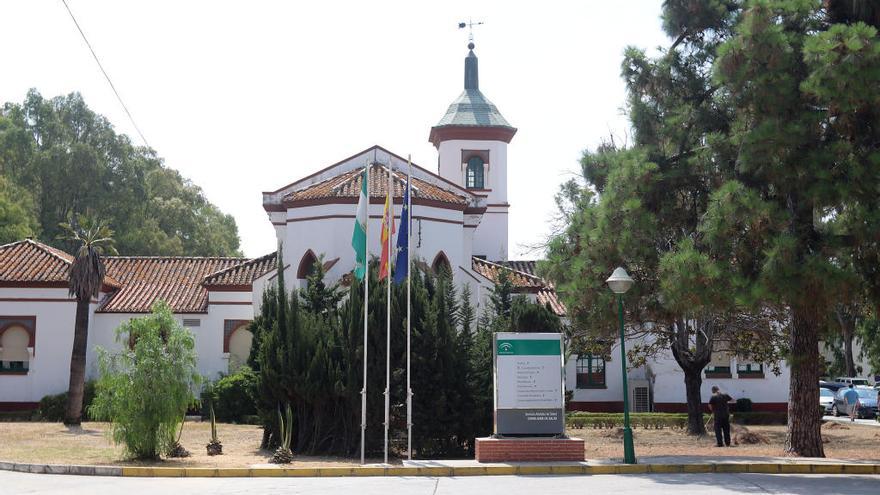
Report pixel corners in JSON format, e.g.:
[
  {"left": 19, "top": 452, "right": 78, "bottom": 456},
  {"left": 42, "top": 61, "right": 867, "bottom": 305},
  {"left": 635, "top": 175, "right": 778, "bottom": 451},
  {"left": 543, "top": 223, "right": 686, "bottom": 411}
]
[{"left": 433, "top": 45, "right": 514, "bottom": 130}]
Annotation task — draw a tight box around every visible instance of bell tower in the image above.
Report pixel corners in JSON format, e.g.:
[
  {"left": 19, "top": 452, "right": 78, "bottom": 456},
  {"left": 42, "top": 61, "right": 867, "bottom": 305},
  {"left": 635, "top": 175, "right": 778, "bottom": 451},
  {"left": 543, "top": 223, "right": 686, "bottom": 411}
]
[{"left": 430, "top": 41, "right": 516, "bottom": 261}]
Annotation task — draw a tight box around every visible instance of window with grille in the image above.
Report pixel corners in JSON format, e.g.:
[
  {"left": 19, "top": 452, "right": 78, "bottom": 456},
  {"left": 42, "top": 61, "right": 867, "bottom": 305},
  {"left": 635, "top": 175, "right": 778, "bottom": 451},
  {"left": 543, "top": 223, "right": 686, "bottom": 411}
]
[
  {"left": 575, "top": 355, "right": 606, "bottom": 388},
  {"left": 633, "top": 386, "right": 650, "bottom": 412},
  {"left": 706, "top": 352, "right": 731, "bottom": 375},
  {"left": 183, "top": 318, "right": 201, "bottom": 327},
  {"left": 736, "top": 362, "right": 764, "bottom": 375},
  {"left": 466, "top": 156, "right": 485, "bottom": 189}
]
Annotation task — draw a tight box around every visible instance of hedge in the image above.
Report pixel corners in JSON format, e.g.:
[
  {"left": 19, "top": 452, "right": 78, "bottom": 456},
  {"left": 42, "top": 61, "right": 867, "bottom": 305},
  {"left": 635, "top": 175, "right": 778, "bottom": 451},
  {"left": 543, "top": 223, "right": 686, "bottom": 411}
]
[
  {"left": 38, "top": 381, "right": 97, "bottom": 422},
  {"left": 567, "top": 413, "right": 688, "bottom": 429},
  {"left": 200, "top": 366, "right": 258, "bottom": 422},
  {"left": 566, "top": 411, "right": 794, "bottom": 429}
]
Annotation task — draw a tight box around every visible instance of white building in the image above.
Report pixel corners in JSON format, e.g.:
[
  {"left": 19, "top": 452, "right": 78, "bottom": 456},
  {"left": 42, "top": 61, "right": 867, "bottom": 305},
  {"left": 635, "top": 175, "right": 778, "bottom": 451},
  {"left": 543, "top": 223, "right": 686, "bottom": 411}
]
[{"left": 0, "top": 43, "right": 791, "bottom": 414}]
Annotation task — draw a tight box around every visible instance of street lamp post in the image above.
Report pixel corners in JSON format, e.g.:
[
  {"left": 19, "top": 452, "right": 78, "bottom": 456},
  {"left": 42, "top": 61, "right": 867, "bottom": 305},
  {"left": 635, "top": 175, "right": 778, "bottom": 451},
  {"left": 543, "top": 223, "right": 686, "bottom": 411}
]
[{"left": 606, "top": 267, "right": 636, "bottom": 464}]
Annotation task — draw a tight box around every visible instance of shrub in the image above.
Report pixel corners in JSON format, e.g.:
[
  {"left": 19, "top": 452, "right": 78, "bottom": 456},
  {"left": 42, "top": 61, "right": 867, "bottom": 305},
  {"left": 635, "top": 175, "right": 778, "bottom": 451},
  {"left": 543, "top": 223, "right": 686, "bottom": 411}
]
[
  {"left": 566, "top": 412, "right": 688, "bottom": 429},
  {"left": 38, "top": 381, "right": 97, "bottom": 422},
  {"left": 90, "top": 302, "right": 201, "bottom": 460},
  {"left": 730, "top": 412, "right": 787, "bottom": 425},
  {"left": 735, "top": 398, "right": 753, "bottom": 413},
  {"left": 201, "top": 366, "right": 258, "bottom": 422}
]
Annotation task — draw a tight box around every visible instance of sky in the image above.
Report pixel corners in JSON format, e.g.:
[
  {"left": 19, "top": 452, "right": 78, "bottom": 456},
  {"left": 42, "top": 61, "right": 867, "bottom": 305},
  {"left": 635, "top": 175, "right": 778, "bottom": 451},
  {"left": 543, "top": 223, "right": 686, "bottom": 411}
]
[{"left": 0, "top": 1, "right": 669, "bottom": 259}]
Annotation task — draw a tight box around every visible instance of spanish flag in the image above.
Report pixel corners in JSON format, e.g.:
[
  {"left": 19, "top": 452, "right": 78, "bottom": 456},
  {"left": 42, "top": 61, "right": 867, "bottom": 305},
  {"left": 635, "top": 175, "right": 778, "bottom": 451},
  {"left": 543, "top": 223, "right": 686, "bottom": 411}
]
[{"left": 378, "top": 184, "right": 395, "bottom": 280}]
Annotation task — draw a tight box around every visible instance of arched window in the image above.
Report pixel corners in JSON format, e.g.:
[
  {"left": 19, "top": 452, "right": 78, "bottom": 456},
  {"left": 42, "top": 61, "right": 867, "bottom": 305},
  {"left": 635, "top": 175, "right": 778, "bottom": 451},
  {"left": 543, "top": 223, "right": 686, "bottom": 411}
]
[
  {"left": 466, "top": 156, "right": 484, "bottom": 189},
  {"left": 297, "top": 250, "right": 319, "bottom": 280},
  {"left": 228, "top": 325, "right": 253, "bottom": 373},
  {"left": 431, "top": 252, "right": 452, "bottom": 276},
  {"left": 0, "top": 326, "right": 30, "bottom": 372}
]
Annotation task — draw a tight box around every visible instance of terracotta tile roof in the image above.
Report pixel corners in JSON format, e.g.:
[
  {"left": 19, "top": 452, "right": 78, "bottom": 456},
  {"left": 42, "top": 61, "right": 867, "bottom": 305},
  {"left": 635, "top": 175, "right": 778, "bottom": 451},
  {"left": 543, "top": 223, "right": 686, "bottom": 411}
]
[
  {"left": 284, "top": 163, "right": 469, "bottom": 207},
  {"left": 0, "top": 239, "right": 120, "bottom": 288},
  {"left": 472, "top": 257, "right": 546, "bottom": 290},
  {"left": 203, "top": 252, "right": 278, "bottom": 288},
  {"left": 536, "top": 288, "right": 567, "bottom": 318},
  {"left": 471, "top": 257, "right": 566, "bottom": 316},
  {"left": 101, "top": 257, "right": 246, "bottom": 313}
]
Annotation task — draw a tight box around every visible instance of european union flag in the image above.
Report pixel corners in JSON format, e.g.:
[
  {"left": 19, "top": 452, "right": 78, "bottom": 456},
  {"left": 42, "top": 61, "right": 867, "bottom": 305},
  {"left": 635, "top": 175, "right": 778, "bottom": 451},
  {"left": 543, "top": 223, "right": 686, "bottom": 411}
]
[{"left": 393, "top": 176, "right": 410, "bottom": 285}]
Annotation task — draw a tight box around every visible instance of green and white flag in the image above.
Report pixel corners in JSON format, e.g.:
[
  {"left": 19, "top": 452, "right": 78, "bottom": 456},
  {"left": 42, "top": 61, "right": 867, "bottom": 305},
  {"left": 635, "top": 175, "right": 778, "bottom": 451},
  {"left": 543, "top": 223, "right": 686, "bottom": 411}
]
[{"left": 352, "top": 167, "right": 368, "bottom": 279}]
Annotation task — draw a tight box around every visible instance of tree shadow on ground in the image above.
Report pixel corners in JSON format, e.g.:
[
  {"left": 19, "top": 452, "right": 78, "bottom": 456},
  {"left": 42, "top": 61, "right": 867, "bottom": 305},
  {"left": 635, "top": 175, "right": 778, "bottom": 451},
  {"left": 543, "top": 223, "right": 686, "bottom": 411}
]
[{"left": 60, "top": 425, "right": 102, "bottom": 436}]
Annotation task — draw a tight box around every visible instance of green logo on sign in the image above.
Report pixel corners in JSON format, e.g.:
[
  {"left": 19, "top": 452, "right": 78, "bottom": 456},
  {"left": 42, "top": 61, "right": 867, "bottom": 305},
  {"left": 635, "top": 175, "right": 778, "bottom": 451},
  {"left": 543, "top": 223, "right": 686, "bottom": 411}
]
[{"left": 496, "top": 339, "right": 561, "bottom": 356}]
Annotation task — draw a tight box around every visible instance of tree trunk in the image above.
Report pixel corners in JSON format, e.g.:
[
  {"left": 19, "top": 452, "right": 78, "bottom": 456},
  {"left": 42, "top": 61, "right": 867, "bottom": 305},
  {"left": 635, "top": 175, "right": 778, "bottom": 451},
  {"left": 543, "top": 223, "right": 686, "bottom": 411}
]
[
  {"left": 64, "top": 295, "right": 91, "bottom": 426},
  {"left": 785, "top": 305, "right": 824, "bottom": 457},
  {"left": 842, "top": 318, "right": 856, "bottom": 378},
  {"left": 683, "top": 367, "right": 707, "bottom": 435}
]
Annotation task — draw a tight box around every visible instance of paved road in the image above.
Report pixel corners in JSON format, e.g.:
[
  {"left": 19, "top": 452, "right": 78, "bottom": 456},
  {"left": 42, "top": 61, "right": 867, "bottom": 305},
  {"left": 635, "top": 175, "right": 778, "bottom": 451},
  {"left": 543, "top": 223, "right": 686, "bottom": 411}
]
[
  {"left": 822, "top": 415, "right": 880, "bottom": 427},
  {"left": 2, "top": 471, "right": 878, "bottom": 494}
]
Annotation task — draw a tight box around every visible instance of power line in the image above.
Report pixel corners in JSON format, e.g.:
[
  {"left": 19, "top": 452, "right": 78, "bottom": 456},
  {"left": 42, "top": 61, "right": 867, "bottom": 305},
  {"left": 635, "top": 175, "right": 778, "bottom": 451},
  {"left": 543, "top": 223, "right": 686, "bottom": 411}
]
[{"left": 60, "top": 0, "right": 151, "bottom": 149}]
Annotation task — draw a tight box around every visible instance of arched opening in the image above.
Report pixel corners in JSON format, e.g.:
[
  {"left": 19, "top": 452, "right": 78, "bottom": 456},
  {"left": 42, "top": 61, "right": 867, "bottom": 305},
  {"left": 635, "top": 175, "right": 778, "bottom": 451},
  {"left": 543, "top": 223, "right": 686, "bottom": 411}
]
[
  {"left": 297, "top": 249, "right": 319, "bottom": 280},
  {"left": 466, "top": 156, "right": 485, "bottom": 189},
  {"left": 228, "top": 325, "right": 253, "bottom": 373},
  {"left": 431, "top": 252, "right": 452, "bottom": 277},
  {"left": 0, "top": 325, "right": 30, "bottom": 372}
]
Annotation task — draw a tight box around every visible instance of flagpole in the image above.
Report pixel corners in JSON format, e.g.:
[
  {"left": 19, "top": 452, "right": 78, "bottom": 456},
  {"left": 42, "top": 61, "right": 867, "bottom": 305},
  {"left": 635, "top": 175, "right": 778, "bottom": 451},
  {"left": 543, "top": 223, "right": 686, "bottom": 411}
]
[
  {"left": 384, "top": 160, "right": 393, "bottom": 465},
  {"left": 360, "top": 161, "right": 369, "bottom": 465},
  {"left": 406, "top": 155, "right": 413, "bottom": 461}
]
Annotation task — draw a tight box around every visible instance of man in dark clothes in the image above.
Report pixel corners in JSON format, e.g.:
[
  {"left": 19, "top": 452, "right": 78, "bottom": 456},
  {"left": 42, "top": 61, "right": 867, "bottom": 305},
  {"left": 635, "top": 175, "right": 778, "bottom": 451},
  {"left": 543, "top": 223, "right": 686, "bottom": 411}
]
[{"left": 708, "top": 385, "right": 733, "bottom": 447}]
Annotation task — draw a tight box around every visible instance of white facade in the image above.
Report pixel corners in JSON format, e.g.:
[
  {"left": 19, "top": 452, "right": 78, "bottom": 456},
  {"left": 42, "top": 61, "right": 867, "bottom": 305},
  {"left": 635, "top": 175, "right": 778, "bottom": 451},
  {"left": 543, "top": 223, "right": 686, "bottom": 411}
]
[
  {"left": 0, "top": 283, "right": 256, "bottom": 407},
  {"left": 565, "top": 341, "right": 791, "bottom": 413},
  {"left": 0, "top": 44, "right": 794, "bottom": 414},
  {"left": 437, "top": 138, "right": 509, "bottom": 261}
]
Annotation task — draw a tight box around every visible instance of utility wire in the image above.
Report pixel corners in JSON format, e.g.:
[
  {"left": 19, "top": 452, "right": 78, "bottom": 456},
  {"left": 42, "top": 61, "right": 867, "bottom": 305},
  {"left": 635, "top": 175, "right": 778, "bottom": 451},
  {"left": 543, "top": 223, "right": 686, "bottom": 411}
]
[{"left": 60, "top": 0, "right": 151, "bottom": 149}]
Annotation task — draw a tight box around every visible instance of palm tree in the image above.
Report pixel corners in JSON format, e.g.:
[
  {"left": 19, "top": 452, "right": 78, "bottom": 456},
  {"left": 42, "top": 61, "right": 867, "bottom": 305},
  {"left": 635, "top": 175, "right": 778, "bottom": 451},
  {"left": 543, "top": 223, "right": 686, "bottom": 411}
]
[{"left": 58, "top": 214, "right": 116, "bottom": 426}]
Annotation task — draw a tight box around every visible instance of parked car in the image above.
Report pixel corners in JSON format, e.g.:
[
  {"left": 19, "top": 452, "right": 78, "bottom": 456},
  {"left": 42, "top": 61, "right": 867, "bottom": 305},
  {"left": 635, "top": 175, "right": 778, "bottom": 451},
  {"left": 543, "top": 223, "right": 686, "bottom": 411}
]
[
  {"left": 834, "top": 377, "right": 872, "bottom": 387},
  {"left": 819, "top": 388, "right": 835, "bottom": 414},
  {"left": 830, "top": 387, "right": 879, "bottom": 418},
  {"left": 820, "top": 380, "right": 844, "bottom": 392}
]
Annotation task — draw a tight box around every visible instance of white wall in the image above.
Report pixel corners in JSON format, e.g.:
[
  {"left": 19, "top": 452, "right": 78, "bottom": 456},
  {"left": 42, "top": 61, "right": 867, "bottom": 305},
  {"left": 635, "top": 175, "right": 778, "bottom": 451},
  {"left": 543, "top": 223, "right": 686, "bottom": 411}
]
[
  {"left": 278, "top": 202, "right": 469, "bottom": 291},
  {"left": 437, "top": 138, "right": 509, "bottom": 260},
  {"left": 0, "top": 287, "right": 78, "bottom": 404},
  {"left": 565, "top": 340, "right": 791, "bottom": 411}
]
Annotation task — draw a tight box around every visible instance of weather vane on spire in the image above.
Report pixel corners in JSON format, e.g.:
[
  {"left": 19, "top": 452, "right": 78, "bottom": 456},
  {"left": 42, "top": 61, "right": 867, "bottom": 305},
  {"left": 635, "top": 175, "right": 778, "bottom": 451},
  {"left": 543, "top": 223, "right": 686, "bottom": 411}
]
[{"left": 458, "top": 18, "right": 485, "bottom": 49}]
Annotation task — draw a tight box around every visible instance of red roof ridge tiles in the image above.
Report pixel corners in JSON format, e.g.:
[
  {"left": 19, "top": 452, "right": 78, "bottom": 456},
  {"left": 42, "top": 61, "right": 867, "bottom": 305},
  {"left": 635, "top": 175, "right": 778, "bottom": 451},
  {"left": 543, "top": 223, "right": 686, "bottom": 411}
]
[
  {"left": 472, "top": 257, "right": 544, "bottom": 287},
  {"left": 471, "top": 257, "right": 566, "bottom": 316},
  {"left": 0, "top": 239, "right": 124, "bottom": 289},
  {"left": 283, "top": 162, "right": 469, "bottom": 207},
  {"left": 203, "top": 252, "right": 278, "bottom": 288}
]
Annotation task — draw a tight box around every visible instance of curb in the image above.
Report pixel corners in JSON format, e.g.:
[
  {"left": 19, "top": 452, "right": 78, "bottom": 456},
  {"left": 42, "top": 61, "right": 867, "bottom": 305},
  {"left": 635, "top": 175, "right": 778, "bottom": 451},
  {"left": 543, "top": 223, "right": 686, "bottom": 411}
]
[{"left": 3, "top": 460, "right": 880, "bottom": 477}]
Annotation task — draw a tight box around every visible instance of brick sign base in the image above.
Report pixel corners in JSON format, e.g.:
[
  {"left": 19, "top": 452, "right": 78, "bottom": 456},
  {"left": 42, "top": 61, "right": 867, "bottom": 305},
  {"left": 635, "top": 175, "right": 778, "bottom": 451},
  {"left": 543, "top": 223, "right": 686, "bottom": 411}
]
[{"left": 475, "top": 437, "right": 585, "bottom": 462}]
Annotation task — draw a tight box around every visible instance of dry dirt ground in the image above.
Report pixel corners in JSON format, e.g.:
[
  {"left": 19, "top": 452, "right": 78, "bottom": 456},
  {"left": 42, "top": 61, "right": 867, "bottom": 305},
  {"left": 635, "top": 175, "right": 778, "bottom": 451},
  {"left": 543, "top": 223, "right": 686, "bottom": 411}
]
[
  {"left": 569, "top": 422, "right": 880, "bottom": 461},
  {"left": 0, "top": 421, "right": 878, "bottom": 466},
  {"left": 0, "top": 422, "right": 365, "bottom": 467}
]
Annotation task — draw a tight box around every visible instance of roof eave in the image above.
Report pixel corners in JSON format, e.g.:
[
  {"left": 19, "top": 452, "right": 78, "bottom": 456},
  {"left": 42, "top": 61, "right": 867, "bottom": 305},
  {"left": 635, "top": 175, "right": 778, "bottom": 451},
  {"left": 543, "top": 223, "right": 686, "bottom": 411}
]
[{"left": 429, "top": 125, "right": 518, "bottom": 148}]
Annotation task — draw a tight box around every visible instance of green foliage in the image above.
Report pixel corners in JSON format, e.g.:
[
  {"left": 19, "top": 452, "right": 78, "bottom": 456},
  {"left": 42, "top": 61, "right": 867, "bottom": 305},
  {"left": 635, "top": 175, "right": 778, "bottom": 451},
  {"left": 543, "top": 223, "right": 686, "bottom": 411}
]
[
  {"left": 250, "top": 252, "right": 512, "bottom": 458},
  {"left": 270, "top": 402, "right": 294, "bottom": 463},
  {"left": 735, "top": 398, "right": 754, "bottom": 413},
  {"left": 567, "top": 412, "right": 689, "bottom": 430},
  {"left": 90, "top": 302, "right": 200, "bottom": 459},
  {"left": 58, "top": 213, "right": 117, "bottom": 299},
  {"left": 541, "top": 0, "right": 787, "bottom": 437},
  {"left": 209, "top": 402, "right": 218, "bottom": 443},
  {"left": 0, "top": 90, "right": 241, "bottom": 256},
  {"left": 0, "top": 175, "right": 38, "bottom": 244},
  {"left": 201, "top": 366, "right": 258, "bottom": 423},
  {"left": 857, "top": 316, "right": 880, "bottom": 374},
  {"left": 38, "top": 381, "right": 96, "bottom": 422},
  {"left": 277, "top": 403, "right": 293, "bottom": 451},
  {"left": 566, "top": 410, "right": 789, "bottom": 428}
]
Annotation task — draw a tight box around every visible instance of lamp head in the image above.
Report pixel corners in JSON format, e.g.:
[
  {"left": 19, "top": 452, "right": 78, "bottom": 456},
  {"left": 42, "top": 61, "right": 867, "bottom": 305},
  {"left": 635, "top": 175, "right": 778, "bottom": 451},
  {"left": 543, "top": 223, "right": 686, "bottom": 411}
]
[{"left": 606, "top": 267, "right": 634, "bottom": 294}]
